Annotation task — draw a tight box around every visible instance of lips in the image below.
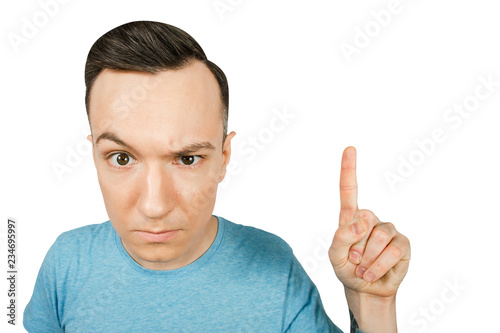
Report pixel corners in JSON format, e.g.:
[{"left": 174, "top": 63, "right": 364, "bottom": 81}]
[
  {"left": 141, "top": 230, "right": 177, "bottom": 234},
  {"left": 135, "top": 229, "right": 179, "bottom": 242}
]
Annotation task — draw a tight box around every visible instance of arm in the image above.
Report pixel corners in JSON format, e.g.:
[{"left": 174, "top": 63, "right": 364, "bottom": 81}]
[
  {"left": 282, "top": 255, "right": 344, "bottom": 333},
  {"left": 23, "top": 237, "right": 64, "bottom": 333},
  {"left": 346, "top": 289, "right": 396, "bottom": 333}
]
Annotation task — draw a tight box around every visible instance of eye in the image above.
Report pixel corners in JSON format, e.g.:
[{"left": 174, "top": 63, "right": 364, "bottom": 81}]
[
  {"left": 108, "top": 152, "right": 135, "bottom": 168},
  {"left": 176, "top": 155, "right": 202, "bottom": 166}
]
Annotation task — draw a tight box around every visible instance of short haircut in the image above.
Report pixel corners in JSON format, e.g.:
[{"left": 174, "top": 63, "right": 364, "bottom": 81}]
[{"left": 84, "top": 20, "right": 229, "bottom": 142}]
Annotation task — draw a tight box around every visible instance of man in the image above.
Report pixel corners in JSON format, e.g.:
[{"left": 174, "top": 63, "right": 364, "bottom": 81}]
[{"left": 24, "top": 21, "right": 410, "bottom": 332}]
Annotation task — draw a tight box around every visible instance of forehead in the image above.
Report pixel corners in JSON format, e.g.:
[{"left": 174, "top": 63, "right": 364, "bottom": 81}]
[{"left": 88, "top": 61, "right": 223, "bottom": 149}]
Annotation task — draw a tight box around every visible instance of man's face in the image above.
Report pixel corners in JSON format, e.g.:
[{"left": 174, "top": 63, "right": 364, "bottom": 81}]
[{"left": 87, "top": 61, "right": 235, "bottom": 270}]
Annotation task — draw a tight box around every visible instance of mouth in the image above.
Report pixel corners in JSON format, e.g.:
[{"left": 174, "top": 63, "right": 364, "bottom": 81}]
[{"left": 134, "top": 229, "right": 180, "bottom": 243}]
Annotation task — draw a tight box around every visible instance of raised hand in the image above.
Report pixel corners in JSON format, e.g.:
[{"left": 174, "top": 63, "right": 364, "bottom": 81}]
[{"left": 329, "top": 146, "right": 411, "bottom": 299}]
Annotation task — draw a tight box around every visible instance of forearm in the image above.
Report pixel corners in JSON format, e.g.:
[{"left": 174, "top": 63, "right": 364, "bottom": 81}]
[{"left": 344, "top": 288, "right": 397, "bottom": 333}]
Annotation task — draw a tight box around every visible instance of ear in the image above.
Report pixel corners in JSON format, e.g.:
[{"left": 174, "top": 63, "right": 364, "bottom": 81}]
[{"left": 218, "top": 131, "right": 236, "bottom": 183}]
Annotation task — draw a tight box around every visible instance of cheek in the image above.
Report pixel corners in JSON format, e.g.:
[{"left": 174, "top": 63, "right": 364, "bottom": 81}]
[
  {"left": 175, "top": 168, "right": 219, "bottom": 215},
  {"left": 96, "top": 165, "right": 135, "bottom": 219}
]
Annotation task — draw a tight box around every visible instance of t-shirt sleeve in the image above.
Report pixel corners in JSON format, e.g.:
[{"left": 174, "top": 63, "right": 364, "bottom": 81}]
[
  {"left": 23, "top": 236, "right": 64, "bottom": 333},
  {"left": 282, "top": 254, "right": 344, "bottom": 333}
]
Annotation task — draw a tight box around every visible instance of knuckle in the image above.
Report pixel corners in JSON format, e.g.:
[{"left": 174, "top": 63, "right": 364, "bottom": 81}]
[
  {"left": 387, "top": 245, "right": 403, "bottom": 259},
  {"left": 383, "top": 222, "right": 398, "bottom": 237},
  {"left": 360, "top": 256, "right": 374, "bottom": 268},
  {"left": 350, "top": 246, "right": 366, "bottom": 260},
  {"left": 371, "top": 228, "right": 391, "bottom": 244},
  {"left": 384, "top": 221, "right": 395, "bottom": 231},
  {"left": 358, "top": 209, "right": 374, "bottom": 219},
  {"left": 334, "top": 227, "right": 349, "bottom": 244},
  {"left": 358, "top": 209, "right": 382, "bottom": 228},
  {"left": 370, "top": 262, "right": 386, "bottom": 275},
  {"left": 403, "top": 234, "right": 411, "bottom": 247},
  {"left": 339, "top": 185, "right": 357, "bottom": 191},
  {"left": 399, "top": 234, "right": 411, "bottom": 259}
]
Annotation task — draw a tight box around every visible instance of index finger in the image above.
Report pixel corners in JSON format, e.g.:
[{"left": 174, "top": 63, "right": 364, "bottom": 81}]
[{"left": 339, "top": 146, "right": 358, "bottom": 226}]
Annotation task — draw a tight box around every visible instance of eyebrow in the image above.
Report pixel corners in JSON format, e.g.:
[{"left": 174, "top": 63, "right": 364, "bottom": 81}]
[{"left": 94, "top": 131, "right": 216, "bottom": 155}]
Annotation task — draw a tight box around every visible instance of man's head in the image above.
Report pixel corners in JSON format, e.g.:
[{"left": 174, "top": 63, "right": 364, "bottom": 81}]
[{"left": 84, "top": 21, "right": 236, "bottom": 270}]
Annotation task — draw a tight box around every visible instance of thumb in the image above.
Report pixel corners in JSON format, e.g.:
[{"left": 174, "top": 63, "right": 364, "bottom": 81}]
[{"left": 329, "top": 218, "right": 368, "bottom": 267}]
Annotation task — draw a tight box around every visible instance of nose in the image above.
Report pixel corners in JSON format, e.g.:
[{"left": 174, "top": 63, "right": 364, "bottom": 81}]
[{"left": 136, "top": 162, "right": 175, "bottom": 221}]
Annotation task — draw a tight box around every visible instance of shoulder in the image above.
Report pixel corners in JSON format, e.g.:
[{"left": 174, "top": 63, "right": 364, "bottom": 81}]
[
  {"left": 218, "top": 216, "right": 295, "bottom": 265},
  {"left": 45, "top": 221, "right": 113, "bottom": 262},
  {"left": 55, "top": 221, "right": 112, "bottom": 244}
]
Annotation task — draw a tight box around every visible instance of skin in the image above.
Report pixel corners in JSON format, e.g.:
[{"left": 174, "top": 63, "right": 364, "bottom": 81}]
[{"left": 86, "top": 60, "right": 236, "bottom": 270}]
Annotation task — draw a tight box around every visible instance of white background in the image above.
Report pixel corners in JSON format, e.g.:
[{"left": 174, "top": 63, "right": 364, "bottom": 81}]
[{"left": 1, "top": 0, "right": 499, "bottom": 332}]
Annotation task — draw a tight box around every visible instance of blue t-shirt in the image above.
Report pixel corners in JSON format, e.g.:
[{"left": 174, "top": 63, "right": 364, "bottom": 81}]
[{"left": 24, "top": 215, "right": 342, "bottom": 332}]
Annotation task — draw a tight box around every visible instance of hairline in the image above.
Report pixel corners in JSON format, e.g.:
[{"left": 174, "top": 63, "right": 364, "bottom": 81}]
[{"left": 86, "top": 60, "right": 228, "bottom": 144}]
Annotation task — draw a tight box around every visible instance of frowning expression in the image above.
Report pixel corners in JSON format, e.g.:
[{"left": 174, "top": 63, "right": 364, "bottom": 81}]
[{"left": 87, "top": 60, "right": 235, "bottom": 270}]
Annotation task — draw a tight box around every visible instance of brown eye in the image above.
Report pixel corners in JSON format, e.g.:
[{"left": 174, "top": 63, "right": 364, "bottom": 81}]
[
  {"left": 181, "top": 156, "right": 194, "bottom": 165},
  {"left": 178, "top": 155, "right": 201, "bottom": 166},
  {"left": 109, "top": 153, "right": 135, "bottom": 168},
  {"left": 116, "top": 153, "right": 129, "bottom": 165}
]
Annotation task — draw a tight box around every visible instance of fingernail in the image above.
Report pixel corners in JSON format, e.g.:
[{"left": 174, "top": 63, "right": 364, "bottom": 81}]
[
  {"left": 357, "top": 267, "right": 366, "bottom": 279},
  {"left": 351, "top": 220, "right": 364, "bottom": 235},
  {"left": 364, "top": 272, "right": 375, "bottom": 283},
  {"left": 349, "top": 251, "right": 361, "bottom": 264}
]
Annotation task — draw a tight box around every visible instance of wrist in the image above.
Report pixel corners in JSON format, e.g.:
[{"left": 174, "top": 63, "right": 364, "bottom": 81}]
[{"left": 344, "top": 288, "right": 397, "bottom": 333}]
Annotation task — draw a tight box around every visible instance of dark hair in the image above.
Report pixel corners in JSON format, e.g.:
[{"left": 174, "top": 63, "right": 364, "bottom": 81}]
[{"left": 84, "top": 20, "right": 229, "bottom": 142}]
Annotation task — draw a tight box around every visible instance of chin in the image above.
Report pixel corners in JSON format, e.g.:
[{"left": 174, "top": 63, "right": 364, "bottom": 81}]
[{"left": 136, "top": 245, "right": 183, "bottom": 265}]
